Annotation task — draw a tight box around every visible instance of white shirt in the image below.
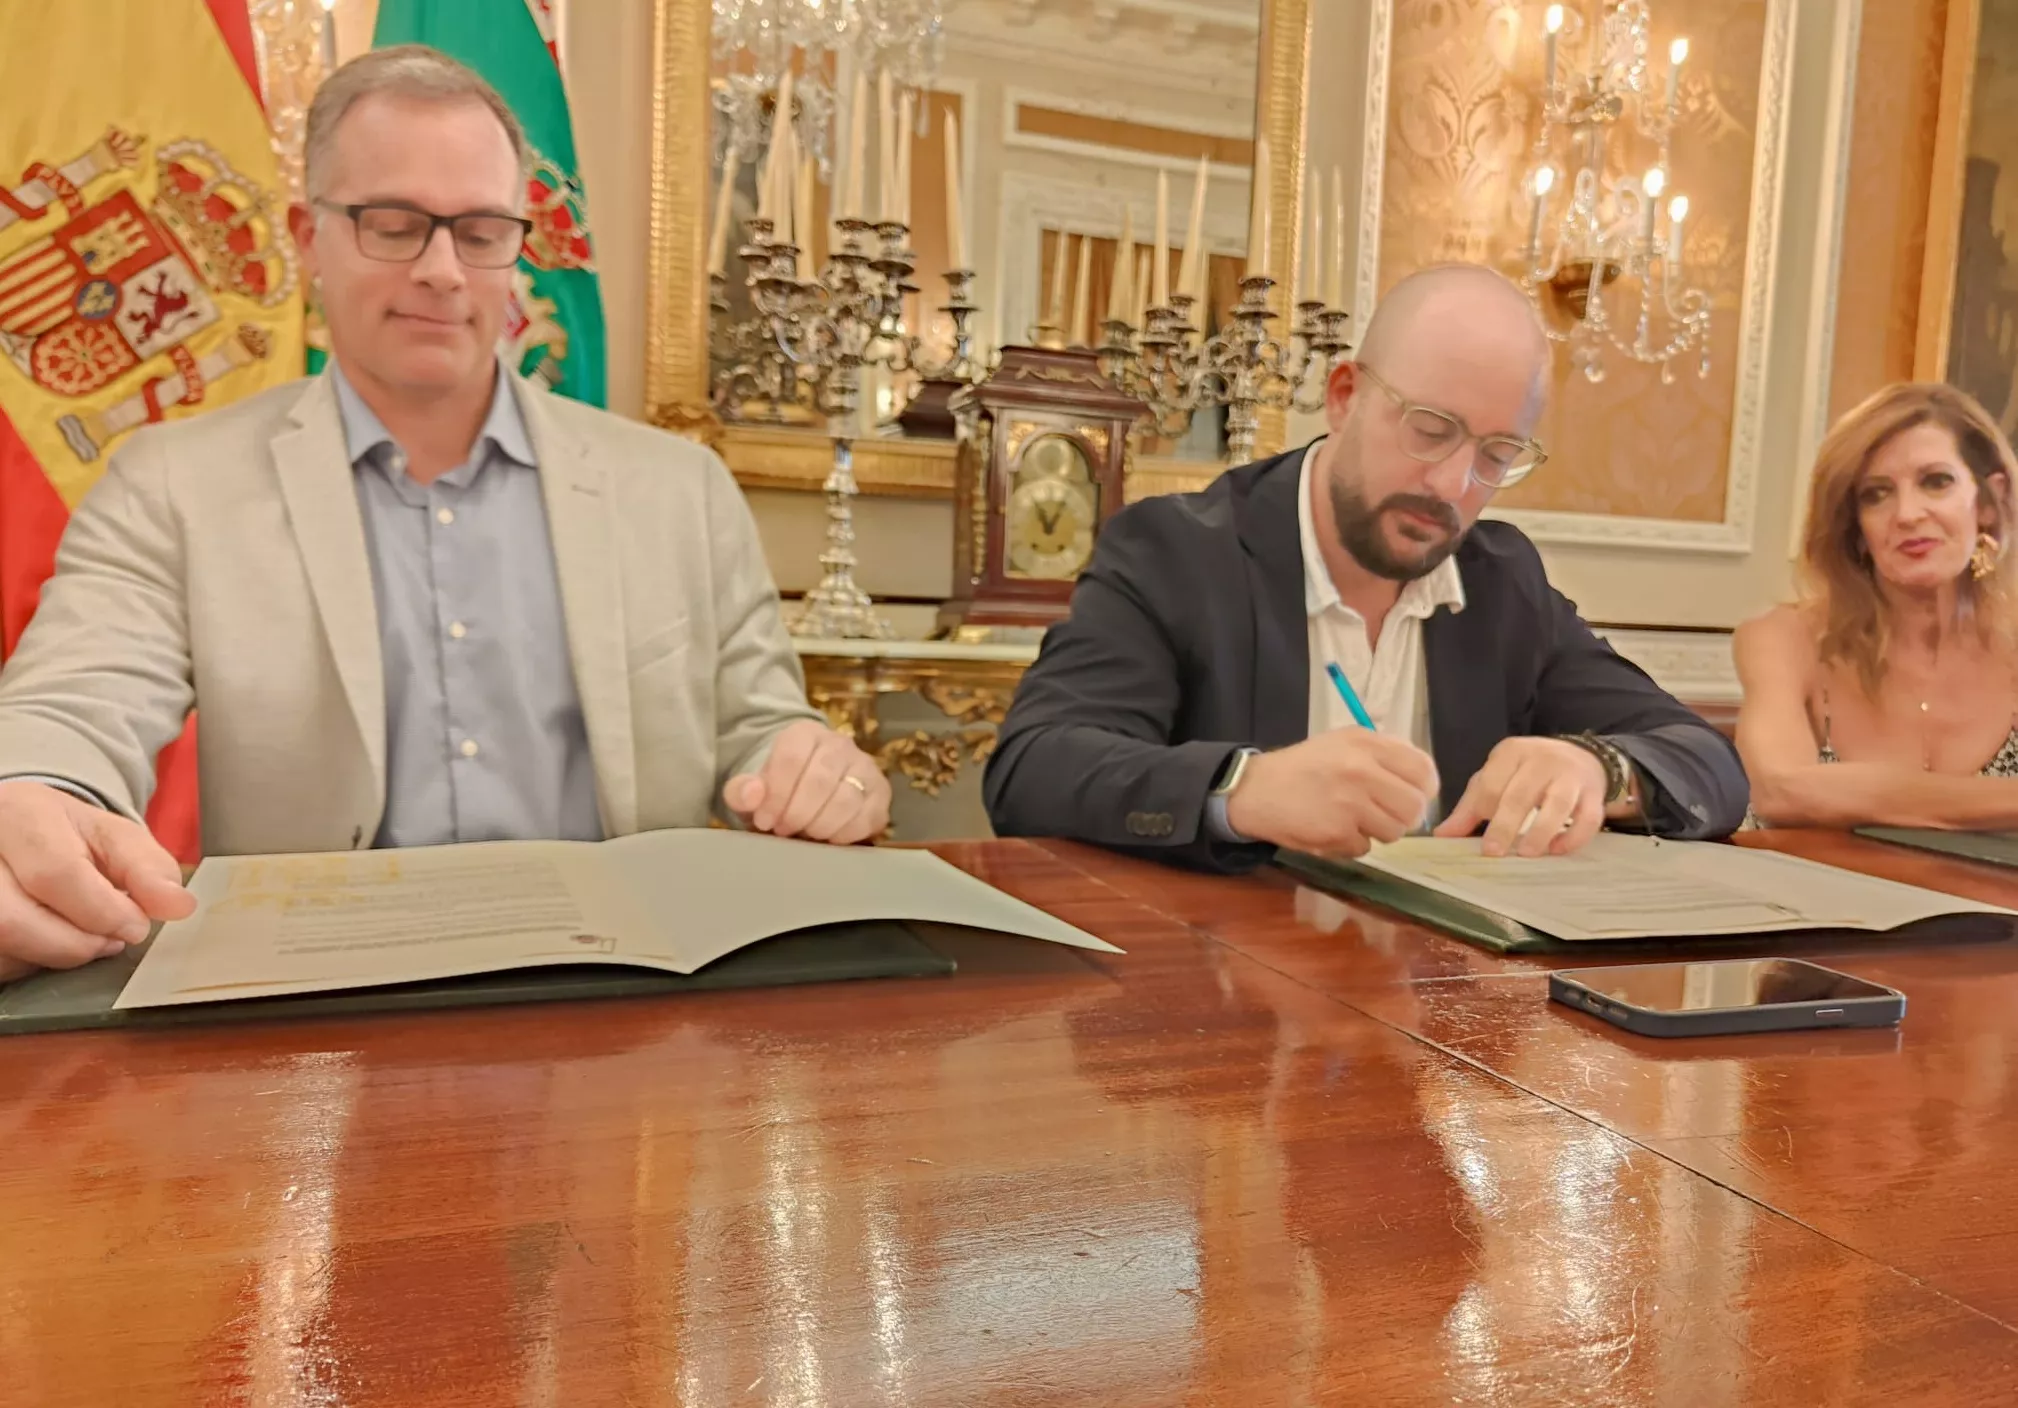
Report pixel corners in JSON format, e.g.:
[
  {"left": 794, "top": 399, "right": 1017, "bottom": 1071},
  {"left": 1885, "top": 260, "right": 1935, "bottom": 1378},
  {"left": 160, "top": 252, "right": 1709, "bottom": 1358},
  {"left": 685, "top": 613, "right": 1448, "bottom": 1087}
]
[{"left": 1297, "top": 442, "right": 1466, "bottom": 753}]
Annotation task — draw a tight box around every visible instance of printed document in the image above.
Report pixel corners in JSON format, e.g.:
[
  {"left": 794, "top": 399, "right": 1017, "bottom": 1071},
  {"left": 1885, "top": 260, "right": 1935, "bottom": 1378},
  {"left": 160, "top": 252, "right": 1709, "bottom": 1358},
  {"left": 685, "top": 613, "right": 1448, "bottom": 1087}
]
[
  {"left": 116, "top": 830, "right": 1117, "bottom": 1009},
  {"left": 1353, "top": 833, "right": 2017, "bottom": 941}
]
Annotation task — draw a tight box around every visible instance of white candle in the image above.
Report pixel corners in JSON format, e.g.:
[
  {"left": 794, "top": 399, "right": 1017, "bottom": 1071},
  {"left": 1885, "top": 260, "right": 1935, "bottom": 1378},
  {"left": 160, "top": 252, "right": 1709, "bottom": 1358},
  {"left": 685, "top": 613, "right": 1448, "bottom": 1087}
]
[
  {"left": 1070, "top": 234, "right": 1092, "bottom": 346},
  {"left": 708, "top": 148, "right": 739, "bottom": 275},
  {"left": 1178, "top": 153, "right": 1208, "bottom": 300},
  {"left": 795, "top": 153, "right": 816, "bottom": 278},
  {"left": 1109, "top": 206, "right": 1135, "bottom": 322},
  {"left": 1330, "top": 166, "right": 1346, "bottom": 310},
  {"left": 843, "top": 69, "right": 869, "bottom": 220},
  {"left": 771, "top": 118, "right": 795, "bottom": 250},
  {"left": 1047, "top": 231, "right": 1069, "bottom": 328},
  {"left": 877, "top": 70, "right": 895, "bottom": 222},
  {"left": 1245, "top": 138, "right": 1270, "bottom": 279},
  {"left": 1544, "top": 4, "right": 1563, "bottom": 90},
  {"left": 769, "top": 66, "right": 796, "bottom": 216},
  {"left": 1301, "top": 169, "right": 1320, "bottom": 306},
  {"left": 1153, "top": 170, "right": 1170, "bottom": 306},
  {"left": 895, "top": 92, "right": 915, "bottom": 228},
  {"left": 1667, "top": 193, "right": 1689, "bottom": 265},
  {"left": 757, "top": 138, "right": 775, "bottom": 226},
  {"left": 1133, "top": 248, "right": 1151, "bottom": 329},
  {"left": 1527, "top": 164, "right": 1554, "bottom": 259},
  {"left": 1641, "top": 166, "right": 1665, "bottom": 241},
  {"left": 1667, "top": 36, "right": 1688, "bottom": 119},
  {"left": 943, "top": 110, "right": 967, "bottom": 268}
]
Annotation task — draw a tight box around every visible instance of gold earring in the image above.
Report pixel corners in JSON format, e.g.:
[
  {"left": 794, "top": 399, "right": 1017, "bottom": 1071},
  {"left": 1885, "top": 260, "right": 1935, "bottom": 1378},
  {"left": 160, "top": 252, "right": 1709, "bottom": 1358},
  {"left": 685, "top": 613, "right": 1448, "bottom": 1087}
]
[{"left": 1971, "top": 531, "right": 2000, "bottom": 581}]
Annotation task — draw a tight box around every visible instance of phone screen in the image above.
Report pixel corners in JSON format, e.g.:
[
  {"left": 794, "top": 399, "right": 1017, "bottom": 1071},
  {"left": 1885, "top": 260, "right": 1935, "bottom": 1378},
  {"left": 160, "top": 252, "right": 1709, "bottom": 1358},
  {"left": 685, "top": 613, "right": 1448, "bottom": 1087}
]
[{"left": 1569, "top": 960, "right": 1894, "bottom": 1012}]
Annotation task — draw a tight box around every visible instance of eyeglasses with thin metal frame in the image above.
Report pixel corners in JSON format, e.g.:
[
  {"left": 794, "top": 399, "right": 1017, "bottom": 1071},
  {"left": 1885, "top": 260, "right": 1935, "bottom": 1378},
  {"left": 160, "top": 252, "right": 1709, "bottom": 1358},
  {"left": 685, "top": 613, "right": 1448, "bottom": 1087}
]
[
  {"left": 1352, "top": 362, "right": 1549, "bottom": 488},
  {"left": 313, "top": 199, "right": 533, "bottom": 270}
]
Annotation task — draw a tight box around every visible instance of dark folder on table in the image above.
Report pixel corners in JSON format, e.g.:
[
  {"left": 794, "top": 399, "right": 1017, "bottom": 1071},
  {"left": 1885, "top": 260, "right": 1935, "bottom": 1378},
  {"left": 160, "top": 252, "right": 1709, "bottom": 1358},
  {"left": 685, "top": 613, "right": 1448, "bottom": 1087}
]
[
  {"left": 0, "top": 922, "right": 955, "bottom": 1037},
  {"left": 1277, "top": 852, "right": 1567, "bottom": 953},
  {"left": 0, "top": 830, "right": 1119, "bottom": 1036},
  {"left": 1278, "top": 834, "right": 2018, "bottom": 955},
  {"left": 1855, "top": 827, "right": 2018, "bottom": 869}
]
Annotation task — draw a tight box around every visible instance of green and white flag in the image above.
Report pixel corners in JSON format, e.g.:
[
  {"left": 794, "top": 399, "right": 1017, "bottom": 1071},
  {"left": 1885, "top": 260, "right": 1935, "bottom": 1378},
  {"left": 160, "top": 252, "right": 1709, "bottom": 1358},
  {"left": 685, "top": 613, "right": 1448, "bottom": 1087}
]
[{"left": 368, "top": 0, "right": 608, "bottom": 406}]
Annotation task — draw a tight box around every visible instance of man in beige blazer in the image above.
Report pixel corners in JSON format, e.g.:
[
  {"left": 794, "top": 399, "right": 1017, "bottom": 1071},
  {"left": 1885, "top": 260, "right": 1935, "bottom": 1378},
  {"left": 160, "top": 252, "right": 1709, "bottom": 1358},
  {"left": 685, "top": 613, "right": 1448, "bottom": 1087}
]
[{"left": 0, "top": 46, "right": 890, "bottom": 977}]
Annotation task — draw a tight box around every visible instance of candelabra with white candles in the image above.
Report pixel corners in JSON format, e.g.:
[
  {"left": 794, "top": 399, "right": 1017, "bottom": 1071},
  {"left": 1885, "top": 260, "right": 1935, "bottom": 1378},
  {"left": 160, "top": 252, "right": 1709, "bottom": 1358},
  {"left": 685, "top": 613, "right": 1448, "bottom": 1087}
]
[
  {"left": 1519, "top": 0, "right": 1710, "bottom": 385},
  {"left": 1042, "top": 147, "right": 1354, "bottom": 466},
  {"left": 707, "top": 67, "right": 986, "bottom": 640}
]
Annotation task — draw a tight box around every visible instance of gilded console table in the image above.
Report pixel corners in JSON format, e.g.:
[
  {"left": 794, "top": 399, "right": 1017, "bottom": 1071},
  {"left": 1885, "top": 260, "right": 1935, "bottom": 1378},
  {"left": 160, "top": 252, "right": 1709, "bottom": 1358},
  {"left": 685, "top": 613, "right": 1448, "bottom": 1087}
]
[
  {"left": 794, "top": 639, "right": 1040, "bottom": 800},
  {"left": 795, "top": 631, "right": 1739, "bottom": 801}
]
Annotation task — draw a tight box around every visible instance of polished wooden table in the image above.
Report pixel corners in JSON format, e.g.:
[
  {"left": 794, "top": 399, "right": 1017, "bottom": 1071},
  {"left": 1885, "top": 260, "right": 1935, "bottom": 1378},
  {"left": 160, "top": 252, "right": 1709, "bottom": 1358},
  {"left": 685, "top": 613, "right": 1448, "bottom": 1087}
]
[{"left": 4, "top": 833, "right": 2017, "bottom": 1405}]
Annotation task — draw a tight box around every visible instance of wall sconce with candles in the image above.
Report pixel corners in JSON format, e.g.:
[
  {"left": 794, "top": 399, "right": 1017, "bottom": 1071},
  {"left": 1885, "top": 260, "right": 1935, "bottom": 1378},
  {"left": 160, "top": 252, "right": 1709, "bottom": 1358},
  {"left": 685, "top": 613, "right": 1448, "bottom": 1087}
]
[{"left": 1520, "top": 0, "right": 1710, "bottom": 386}]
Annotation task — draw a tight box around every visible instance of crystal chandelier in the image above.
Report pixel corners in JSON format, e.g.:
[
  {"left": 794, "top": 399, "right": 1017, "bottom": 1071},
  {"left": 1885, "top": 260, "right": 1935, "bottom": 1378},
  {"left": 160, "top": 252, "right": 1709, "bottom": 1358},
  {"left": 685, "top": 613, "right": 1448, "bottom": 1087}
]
[
  {"left": 1518, "top": 0, "right": 1710, "bottom": 386},
  {"left": 711, "top": 0, "right": 946, "bottom": 178}
]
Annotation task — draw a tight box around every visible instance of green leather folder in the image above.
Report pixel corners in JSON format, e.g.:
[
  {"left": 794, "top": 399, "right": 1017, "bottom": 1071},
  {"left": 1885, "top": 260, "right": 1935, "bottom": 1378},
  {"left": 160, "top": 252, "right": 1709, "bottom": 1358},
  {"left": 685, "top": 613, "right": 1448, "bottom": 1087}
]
[
  {"left": 1276, "top": 851, "right": 1567, "bottom": 953},
  {"left": 1275, "top": 851, "right": 2014, "bottom": 955},
  {"left": 1854, "top": 827, "right": 2018, "bottom": 869},
  {"left": 0, "top": 921, "right": 953, "bottom": 1037}
]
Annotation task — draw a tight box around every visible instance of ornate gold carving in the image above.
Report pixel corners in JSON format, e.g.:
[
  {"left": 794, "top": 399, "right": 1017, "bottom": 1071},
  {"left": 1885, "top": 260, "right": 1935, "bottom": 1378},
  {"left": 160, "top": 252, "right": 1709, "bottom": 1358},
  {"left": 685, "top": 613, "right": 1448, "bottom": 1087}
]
[
  {"left": 876, "top": 729, "right": 999, "bottom": 797},
  {"left": 657, "top": 402, "right": 726, "bottom": 450},
  {"left": 796, "top": 648, "right": 1029, "bottom": 794},
  {"left": 645, "top": 0, "right": 714, "bottom": 440},
  {"left": 1003, "top": 419, "right": 1043, "bottom": 466},
  {"left": 968, "top": 443, "right": 989, "bottom": 579},
  {"left": 1010, "top": 365, "right": 1108, "bottom": 388},
  {"left": 1077, "top": 424, "right": 1112, "bottom": 461},
  {"left": 1253, "top": 0, "right": 1313, "bottom": 461},
  {"left": 917, "top": 680, "right": 1011, "bottom": 727},
  {"left": 248, "top": 0, "right": 328, "bottom": 207}
]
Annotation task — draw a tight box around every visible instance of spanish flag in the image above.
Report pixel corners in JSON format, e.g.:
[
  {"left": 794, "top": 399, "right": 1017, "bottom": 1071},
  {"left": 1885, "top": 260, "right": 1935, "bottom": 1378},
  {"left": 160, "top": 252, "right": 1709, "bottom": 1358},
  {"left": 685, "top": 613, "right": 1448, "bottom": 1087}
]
[{"left": 0, "top": 1, "right": 306, "bottom": 863}]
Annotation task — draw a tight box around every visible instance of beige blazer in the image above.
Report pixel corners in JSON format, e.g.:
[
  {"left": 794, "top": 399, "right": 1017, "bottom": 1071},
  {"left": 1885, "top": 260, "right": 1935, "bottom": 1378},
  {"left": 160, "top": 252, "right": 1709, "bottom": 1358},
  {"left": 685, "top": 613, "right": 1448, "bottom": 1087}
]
[{"left": 0, "top": 372, "right": 821, "bottom": 856}]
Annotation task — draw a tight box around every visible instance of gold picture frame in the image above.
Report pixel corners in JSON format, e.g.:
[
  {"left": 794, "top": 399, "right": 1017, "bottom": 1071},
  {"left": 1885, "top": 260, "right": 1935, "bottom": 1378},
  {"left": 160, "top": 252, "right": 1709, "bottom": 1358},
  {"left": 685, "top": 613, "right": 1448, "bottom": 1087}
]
[
  {"left": 643, "top": 0, "right": 1313, "bottom": 497},
  {"left": 1915, "top": 0, "right": 1980, "bottom": 382}
]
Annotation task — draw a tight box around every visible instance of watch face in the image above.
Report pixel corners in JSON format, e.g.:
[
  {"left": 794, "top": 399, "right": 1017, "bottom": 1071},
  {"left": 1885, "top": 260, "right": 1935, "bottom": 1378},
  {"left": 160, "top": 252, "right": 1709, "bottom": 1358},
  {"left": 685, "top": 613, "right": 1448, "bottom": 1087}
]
[{"left": 1006, "top": 474, "right": 1098, "bottom": 579}]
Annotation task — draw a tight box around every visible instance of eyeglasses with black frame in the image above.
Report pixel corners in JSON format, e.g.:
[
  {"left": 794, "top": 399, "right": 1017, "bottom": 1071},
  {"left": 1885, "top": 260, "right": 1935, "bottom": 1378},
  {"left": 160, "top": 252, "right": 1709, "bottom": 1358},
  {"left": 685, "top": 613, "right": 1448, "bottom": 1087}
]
[
  {"left": 1352, "top": 362, "right": 1548, "bottom": 488},
  {"left": 314, "top": 200, "right": 533, "bottom": 270}
]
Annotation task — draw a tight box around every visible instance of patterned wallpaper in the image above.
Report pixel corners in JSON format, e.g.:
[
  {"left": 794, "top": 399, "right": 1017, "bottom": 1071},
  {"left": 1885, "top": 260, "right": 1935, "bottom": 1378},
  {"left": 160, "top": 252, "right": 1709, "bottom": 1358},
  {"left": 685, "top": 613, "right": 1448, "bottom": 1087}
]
[
  {"left": 1829, "top": 0, "right": 1949, "bottom": 421},
  {"left": 1376, "top": 0, "right": 1766, "bottom": 522}
]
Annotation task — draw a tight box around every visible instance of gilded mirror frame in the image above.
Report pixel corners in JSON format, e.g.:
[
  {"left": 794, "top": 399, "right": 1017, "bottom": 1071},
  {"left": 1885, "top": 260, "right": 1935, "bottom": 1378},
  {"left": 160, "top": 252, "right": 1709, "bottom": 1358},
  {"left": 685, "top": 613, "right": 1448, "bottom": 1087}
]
[{"left": 643, "top": 0, "right": 1312, "bottom": 499}]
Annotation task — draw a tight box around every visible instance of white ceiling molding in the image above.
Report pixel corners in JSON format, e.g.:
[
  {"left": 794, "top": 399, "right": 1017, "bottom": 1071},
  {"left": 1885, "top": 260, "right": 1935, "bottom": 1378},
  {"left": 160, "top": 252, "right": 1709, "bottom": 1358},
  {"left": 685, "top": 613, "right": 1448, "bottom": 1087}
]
[{"left": 949, "top": 0, "right": 1259, "bottom": 77}]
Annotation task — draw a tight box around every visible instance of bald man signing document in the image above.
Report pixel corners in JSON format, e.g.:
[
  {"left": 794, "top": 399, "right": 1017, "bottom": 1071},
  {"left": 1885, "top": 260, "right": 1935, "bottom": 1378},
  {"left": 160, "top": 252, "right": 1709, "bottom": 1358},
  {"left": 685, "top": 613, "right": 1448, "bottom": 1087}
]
[{"left": 985, "top": 263, "right": 1747, "bottom": 873}]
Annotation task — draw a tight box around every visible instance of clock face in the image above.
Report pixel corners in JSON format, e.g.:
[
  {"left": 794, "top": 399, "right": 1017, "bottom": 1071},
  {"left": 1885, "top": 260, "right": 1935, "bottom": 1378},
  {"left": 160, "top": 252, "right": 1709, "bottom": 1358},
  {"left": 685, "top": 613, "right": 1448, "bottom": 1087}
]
[{"left": 1007, "top": 473, "right": 1099, "bottom": 579}]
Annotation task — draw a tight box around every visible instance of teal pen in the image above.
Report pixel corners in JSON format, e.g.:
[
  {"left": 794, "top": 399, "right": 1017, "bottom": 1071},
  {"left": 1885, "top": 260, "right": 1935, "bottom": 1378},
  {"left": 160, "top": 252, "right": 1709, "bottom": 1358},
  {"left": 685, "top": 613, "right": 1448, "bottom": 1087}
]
[{"left": 1324, "top": 662, "right": 1376, "bottom": 730}]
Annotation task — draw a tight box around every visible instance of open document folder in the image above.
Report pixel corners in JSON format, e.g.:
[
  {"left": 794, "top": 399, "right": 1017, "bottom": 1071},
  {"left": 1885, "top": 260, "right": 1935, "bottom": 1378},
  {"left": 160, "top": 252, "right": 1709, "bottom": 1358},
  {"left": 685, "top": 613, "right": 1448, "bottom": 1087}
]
[
  {"left": 1287, "top": 833, "right": 2018, "bottom": 949},
  {"left": 114, "top": 830, "right": 1118, "bottom": 1010}
]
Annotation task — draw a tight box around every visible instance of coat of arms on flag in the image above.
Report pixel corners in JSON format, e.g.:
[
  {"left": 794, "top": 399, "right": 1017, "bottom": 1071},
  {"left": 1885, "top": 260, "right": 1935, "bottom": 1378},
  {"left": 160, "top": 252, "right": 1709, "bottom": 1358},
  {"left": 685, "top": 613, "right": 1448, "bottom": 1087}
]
[{"left": 0, "top": 128, "right": 295, "bottom": 494}]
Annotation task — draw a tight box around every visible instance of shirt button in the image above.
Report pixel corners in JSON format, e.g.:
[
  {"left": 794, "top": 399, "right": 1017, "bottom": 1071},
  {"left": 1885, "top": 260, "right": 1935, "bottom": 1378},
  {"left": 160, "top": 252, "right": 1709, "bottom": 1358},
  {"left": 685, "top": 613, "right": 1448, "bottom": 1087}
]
[
  {"left": 459, "top": 739, "right": 480, "bottom": 758},
  {"left": 436, "top": 507, "right": 455, "bottom": 526},
  {"left": 388, "top": 450, "right": 407, "bottom": 475},
  {"left": 449, "top": 621, "right": 467, "bottom": 639}
]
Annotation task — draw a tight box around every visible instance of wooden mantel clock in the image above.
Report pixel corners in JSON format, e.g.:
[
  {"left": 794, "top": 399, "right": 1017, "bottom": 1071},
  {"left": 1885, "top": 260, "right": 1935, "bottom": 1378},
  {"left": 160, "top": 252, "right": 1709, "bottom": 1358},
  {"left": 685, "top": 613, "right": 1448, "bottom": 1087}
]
[{"left": 939, "top": 345, "right": 1144, "bottom": 636}]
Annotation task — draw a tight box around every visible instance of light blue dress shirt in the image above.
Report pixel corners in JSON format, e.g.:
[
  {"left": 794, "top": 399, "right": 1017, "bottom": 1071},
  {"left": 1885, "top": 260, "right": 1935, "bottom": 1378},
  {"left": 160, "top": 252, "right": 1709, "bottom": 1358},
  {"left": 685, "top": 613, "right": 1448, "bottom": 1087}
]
[{"left": 332, "top": 362, "right": 603, "bottom": 848}]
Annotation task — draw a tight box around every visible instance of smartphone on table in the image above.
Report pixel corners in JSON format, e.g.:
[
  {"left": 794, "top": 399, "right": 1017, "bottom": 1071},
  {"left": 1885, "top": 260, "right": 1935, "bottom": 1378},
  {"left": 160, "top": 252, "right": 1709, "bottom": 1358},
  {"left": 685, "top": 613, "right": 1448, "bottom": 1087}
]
[{"left": 1549, "top": 958, "right": 1905, "bottom": 1037}]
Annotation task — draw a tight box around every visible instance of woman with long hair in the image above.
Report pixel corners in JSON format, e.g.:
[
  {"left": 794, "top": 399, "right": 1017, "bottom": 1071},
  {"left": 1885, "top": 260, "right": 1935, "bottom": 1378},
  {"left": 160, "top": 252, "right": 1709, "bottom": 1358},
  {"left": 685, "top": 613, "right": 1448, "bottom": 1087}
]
[{"left": 1735, "top": 382, "right": 2018, "bottom": 827}]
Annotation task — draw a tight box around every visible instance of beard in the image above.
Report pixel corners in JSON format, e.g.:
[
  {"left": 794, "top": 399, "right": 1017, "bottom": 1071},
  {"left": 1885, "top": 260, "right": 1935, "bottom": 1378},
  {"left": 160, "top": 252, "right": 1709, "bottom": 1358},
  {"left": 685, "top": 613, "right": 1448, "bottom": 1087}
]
[{"left": 1326, "top": 466, "right": 1465, "bottom": 582}]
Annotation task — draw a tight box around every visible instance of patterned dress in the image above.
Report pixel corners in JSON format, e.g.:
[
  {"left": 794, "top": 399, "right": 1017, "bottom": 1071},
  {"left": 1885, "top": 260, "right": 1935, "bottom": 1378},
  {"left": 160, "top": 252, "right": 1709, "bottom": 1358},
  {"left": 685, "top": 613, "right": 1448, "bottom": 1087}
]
[{"left": 1742, "top": 685, "right": 2018, "bottom": 829}]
